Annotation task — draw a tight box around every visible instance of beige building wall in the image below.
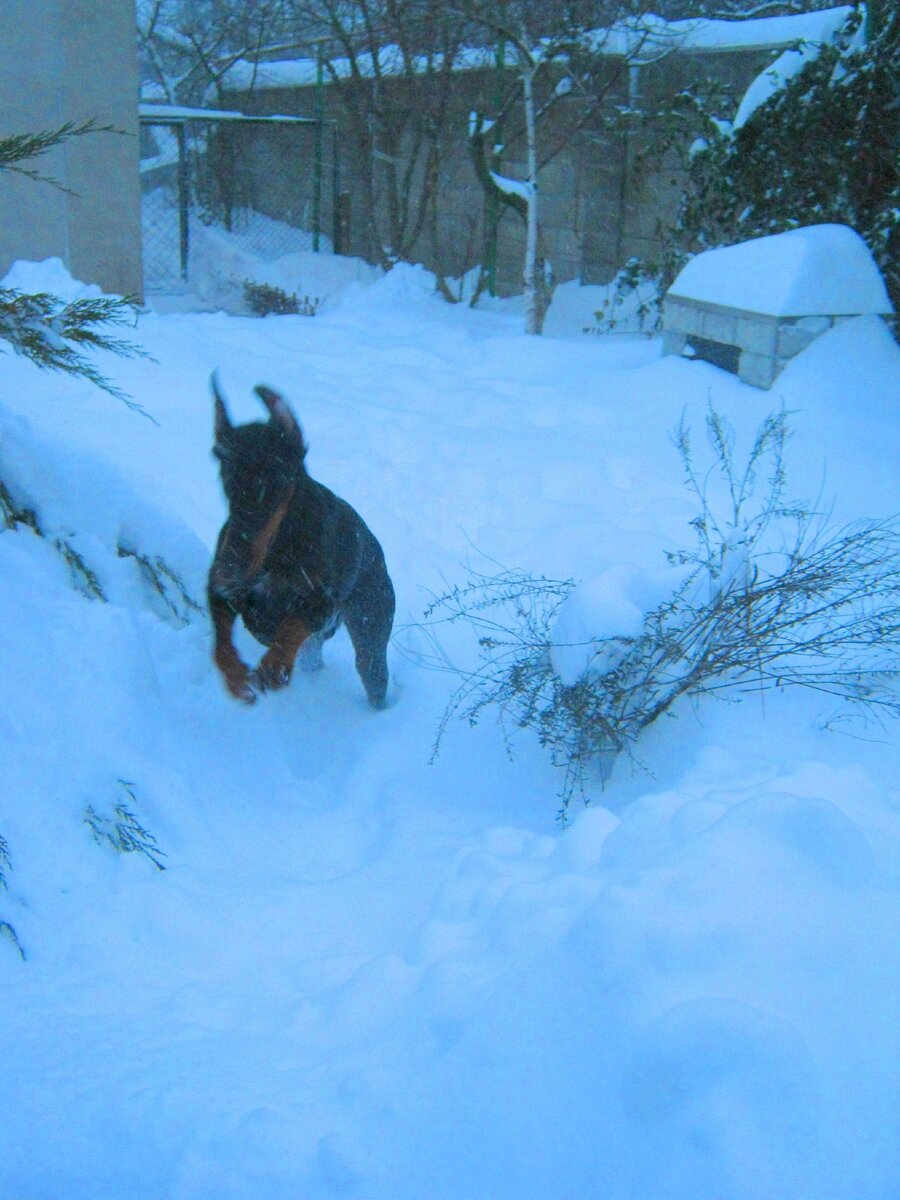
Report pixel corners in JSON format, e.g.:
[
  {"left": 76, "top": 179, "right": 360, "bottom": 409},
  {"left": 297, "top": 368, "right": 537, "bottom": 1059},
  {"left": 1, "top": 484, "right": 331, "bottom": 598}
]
[{"left": 0, "top": 0, "right": 142, "bottom": 298}]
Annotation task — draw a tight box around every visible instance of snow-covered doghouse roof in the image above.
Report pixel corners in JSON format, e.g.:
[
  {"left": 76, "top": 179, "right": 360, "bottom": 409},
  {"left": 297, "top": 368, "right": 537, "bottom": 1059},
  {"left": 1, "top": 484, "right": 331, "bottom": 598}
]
[
  {"left": 216, "top": 6, "right": 853, "bottom": 94},
  {"left": 668, "top": 225, "right": 893, "bottom": 318}
]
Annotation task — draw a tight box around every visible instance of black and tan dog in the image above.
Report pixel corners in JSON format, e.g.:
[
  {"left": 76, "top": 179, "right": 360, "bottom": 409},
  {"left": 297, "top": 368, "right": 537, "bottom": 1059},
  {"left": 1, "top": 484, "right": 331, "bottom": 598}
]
[{"left": 207, "top": 374, "right": 395, "bottom": 707}]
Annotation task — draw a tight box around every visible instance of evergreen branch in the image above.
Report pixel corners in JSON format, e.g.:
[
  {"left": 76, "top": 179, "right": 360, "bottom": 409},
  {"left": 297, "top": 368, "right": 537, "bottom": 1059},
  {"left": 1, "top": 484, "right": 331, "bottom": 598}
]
[
  {"left": 0, "top": 120, "right": 125, "bottom": 194},
  {"left": 0, "top": 289, "right": 156, "bottom": 418}
]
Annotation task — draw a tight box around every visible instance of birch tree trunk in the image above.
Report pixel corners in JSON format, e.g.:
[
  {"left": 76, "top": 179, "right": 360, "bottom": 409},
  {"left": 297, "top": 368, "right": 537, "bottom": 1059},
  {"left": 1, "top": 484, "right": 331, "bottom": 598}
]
[{"left": 521, "top": 57, "right": 542, "bottom": 335}]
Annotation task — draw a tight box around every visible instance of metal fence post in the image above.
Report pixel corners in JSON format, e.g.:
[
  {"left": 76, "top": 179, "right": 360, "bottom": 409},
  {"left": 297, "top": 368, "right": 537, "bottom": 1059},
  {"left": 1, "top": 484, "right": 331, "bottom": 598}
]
[
  {"left": 331, "top": 124, "right": 342, "bottom": 254},
  {"left": 176, "top": 121, "right": 189, "bottom": 281}
]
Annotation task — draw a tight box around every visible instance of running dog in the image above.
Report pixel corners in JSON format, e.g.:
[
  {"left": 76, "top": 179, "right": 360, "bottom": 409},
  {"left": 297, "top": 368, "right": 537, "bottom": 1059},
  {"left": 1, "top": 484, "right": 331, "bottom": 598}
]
[{"left": 207, "top": 374, "right": 395, "bottom": 707}]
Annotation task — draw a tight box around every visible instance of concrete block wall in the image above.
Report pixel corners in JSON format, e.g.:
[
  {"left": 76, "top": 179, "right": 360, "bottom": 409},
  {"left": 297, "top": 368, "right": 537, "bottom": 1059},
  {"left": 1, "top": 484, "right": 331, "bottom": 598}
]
[
  {"left": 229, "top": 43, "right": 778, "bottom": 293},
  {"left": 663, "top": 295, "right": 847, "bottom": 390}
]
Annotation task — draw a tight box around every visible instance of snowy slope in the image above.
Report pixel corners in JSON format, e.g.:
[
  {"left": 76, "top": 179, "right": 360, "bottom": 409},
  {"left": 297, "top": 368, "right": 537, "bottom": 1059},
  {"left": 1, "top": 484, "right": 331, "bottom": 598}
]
[{"left": 0, "top": 259, "right": 898, "bottom": 1200}]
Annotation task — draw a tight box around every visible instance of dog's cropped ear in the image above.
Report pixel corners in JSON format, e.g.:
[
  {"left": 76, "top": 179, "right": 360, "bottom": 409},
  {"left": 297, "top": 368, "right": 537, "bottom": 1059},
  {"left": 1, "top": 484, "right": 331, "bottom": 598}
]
[
  {"left": 255, "top": 384, "right": 306, "bottom": 455},
  {"left": 211, "top": 371, "right": 232, "bottom": 448}
]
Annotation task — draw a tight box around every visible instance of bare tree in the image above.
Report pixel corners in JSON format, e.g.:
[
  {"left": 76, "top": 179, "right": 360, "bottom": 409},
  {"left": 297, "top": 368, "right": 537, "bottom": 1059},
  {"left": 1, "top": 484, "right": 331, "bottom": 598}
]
[
  {"left": 462, "top": 1, "right": 669, "bottom": 332},
  {"left": 276, "top": 0, "right": 475, "bottom": 270},
  {"left": 141, "top": 1, "right": 476, "bottom": 271},
  {"left": 137, "top": 0, "right": 292, "bottom": 105}
]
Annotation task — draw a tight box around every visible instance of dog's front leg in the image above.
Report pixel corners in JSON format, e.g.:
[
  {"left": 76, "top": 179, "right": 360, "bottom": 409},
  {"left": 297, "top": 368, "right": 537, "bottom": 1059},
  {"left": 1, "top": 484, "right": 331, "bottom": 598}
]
[
  {"left": 210, "top": 594, "right": 256, "bottom": 703},
  {"left": 253, "top": 616, "right": 310, "bottom": 692}
]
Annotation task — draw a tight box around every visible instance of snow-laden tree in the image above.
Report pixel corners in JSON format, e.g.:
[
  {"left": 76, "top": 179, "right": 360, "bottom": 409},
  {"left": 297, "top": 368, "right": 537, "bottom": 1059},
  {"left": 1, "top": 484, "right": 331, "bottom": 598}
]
[
  {"left": 620, "top": 3, "right": 899, "bottom": 322},
  {"left": 0, "top": 126, "right": 201, "bottom": 663}
]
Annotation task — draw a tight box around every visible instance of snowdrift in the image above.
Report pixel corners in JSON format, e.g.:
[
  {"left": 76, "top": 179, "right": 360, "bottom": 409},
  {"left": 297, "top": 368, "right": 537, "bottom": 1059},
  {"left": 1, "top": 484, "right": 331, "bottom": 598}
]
[{"left": 0, "top": 257, "right": 898, "bottom": 1200}]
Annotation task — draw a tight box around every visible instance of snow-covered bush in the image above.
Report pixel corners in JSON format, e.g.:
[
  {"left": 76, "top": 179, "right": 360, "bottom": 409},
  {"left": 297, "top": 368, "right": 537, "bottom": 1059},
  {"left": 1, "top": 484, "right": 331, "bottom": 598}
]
[
  {"left": 1, "top": 467, "right": 106, "bottom": 599},
  {"left": 428, "top": 409, "right": 900, "bottom": 816},
  {"left": 242, "top": 279, "right": 320, "bottom": 317},
  {"left": 0, "top": 127, "right": 206, "bottom": 619}
]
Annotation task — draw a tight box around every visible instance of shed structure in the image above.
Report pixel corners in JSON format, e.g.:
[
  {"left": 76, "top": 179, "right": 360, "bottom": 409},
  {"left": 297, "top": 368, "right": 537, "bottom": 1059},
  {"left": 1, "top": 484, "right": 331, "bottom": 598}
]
[{"left": 662, "top": 224, "right": 894, "bottom": 388}]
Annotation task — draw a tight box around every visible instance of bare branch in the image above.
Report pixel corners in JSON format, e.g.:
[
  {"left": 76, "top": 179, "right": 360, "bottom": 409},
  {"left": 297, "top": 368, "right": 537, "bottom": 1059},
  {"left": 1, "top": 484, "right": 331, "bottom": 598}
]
[{"left": 422, "top": 410, "right": 900, "bottom": 814}]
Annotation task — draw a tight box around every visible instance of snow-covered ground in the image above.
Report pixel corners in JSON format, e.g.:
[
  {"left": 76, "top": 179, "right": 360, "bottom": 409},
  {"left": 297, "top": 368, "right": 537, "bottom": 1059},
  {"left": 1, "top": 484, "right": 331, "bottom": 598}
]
[
  {"left": 0, "top": 255, "right": 898, "bottom": 1200},
  {"left": 141, "top": 187, "right": 380, "bottom": 308}
]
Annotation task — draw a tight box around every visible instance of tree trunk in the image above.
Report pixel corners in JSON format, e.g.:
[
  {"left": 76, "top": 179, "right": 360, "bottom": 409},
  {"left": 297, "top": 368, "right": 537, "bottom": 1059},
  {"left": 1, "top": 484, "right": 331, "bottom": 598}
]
[{"left": 521, "top": 60, "right": 541, "bottom": 335}]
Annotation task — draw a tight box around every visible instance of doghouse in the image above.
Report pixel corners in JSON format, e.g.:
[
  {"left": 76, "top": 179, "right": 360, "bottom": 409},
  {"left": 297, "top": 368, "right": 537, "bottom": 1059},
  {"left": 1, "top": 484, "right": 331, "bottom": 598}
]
[{"left": 662, "top": 224, "right": 894, "bottom": 389}]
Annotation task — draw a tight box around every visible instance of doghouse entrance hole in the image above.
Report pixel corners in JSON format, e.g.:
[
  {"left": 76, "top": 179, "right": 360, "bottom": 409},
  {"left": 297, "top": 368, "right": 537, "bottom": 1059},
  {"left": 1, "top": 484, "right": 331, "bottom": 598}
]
[{"left": 685, "top": 336, "right": 741, "bottom": 375}]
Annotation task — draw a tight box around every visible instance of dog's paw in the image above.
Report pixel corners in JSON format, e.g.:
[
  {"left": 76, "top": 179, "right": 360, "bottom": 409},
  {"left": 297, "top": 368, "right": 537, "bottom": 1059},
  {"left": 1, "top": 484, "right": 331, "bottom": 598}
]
[
  {"left": 228, "top": 676, "right": 258, "bottom": 704},
  {"left": 252, "top": 657, "right": 292, "bottom": 693},
  {"left": 219, "top": 662, "right": 257, "bottom": 704}
]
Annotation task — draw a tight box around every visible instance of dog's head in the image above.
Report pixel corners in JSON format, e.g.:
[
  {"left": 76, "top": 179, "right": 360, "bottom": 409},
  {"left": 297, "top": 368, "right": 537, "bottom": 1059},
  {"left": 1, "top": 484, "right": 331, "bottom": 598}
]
[
  {"left": 212, "top": 373, "right": 307, "bottom": 511},
  {"left": 210, "top": 374, "right": 307, "bottom": 589}
]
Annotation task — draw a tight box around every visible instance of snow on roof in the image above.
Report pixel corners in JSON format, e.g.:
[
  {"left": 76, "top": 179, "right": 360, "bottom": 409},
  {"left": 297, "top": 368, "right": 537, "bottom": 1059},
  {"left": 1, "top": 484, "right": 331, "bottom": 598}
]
[
  {"left": 138, "top": 102, "right": 315, "bottom": 124},
  {"left": 220, "top": 7, "right": 852, "bottom": 92},
  {"left": 668, "top": 225, "right": 893, "bottom": 318},
  {"left": 221, "top": 44, "right": 495, "bottom": 92}
]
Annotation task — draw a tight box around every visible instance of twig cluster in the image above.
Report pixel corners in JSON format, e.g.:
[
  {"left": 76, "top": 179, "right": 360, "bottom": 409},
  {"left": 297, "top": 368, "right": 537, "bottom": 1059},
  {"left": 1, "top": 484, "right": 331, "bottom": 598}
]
[
  {"left": 84, "top": 782, "right": 167, "bottom": 871},
  {"left": 1, "top": 476, "right": 107, "bottom": 600},
  {"left": 0, "top": 835, "right": 25, "bottom": 960},
  {"left": 242, "top": 279, "right": 321, "bottom": 317},
  {"left": 423, "top": 409, "right": 900, "bottom": 816},
  {"left": 117, "top": 546, "right": 205, "bottom": 626},
  {"left": 2, "top": 474, "right": 203, "bottom": 618}
]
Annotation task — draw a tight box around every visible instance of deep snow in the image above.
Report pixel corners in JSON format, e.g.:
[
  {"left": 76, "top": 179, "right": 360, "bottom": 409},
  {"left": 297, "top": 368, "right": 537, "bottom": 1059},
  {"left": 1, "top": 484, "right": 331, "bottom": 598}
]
[{"left": 0, "top": 255, "right": 898, "bottom": 1200}]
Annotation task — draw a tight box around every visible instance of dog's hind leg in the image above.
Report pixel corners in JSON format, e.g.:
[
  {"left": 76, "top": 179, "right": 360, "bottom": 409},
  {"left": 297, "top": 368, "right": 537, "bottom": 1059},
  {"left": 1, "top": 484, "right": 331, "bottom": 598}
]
[
  {"left": 296, "top": 630, "right": 326, "bottom": 672},
  {"left": 344, "top": 567, "right": 395, "bottom": 708}
]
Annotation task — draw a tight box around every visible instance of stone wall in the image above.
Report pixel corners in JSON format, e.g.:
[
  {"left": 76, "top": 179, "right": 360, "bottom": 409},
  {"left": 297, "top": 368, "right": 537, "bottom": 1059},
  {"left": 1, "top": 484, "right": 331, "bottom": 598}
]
[{"left": 0, "top": 0, "right": 144, "bottom": 298}]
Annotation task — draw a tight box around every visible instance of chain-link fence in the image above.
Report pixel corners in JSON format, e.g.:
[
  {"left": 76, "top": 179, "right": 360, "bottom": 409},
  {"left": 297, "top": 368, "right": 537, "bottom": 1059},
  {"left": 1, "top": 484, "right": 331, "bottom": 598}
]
[{"left": 140, "top": 111, "right": 346, "bottom": 304}]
